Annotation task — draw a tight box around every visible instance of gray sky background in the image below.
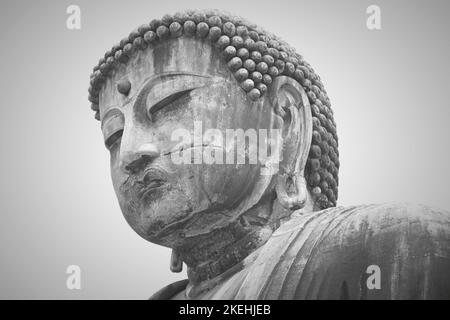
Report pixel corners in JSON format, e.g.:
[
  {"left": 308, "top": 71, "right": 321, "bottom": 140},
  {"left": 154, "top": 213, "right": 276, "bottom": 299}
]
[{"left": 0, "top": 0, "right": 449, "bottom": 299}]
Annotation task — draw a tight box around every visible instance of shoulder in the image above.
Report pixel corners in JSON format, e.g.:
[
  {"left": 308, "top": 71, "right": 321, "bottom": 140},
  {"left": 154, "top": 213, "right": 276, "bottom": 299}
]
[
  {"left": 242, "top": 203, "right": 450, "bottom": 299},
  {"left": 285, "top": 203, "right": 450, "bottom": 248},
  {"left": 149, "top": 279, "right": 189, "bottom": 300}
]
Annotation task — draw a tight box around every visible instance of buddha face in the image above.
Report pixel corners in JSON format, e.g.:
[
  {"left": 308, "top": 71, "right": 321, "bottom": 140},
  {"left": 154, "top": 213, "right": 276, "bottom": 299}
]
[{"left": 99, "top": 37, "right": 279, "bottom": 247}]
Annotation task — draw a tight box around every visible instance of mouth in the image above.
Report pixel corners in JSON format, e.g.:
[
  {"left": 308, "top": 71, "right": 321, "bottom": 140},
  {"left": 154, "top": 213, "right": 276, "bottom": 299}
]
[
  {"left": 138, "top": 178, "right": 166, "bottom": 201},
  {"left": 130, "top": 167, "right": 169, "bottom": 203}
]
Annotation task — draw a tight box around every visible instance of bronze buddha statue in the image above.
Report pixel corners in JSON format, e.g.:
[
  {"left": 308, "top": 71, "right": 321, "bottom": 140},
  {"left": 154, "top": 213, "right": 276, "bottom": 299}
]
[{"left": 88, "top": 10, "right": 450, "bottom": 299}]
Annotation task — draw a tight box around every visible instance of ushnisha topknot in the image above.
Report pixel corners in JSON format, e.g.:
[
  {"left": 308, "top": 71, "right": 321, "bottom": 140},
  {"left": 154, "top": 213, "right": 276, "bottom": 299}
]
[{"left": 88, "top": 9, "right": 339, "bottom": 209}]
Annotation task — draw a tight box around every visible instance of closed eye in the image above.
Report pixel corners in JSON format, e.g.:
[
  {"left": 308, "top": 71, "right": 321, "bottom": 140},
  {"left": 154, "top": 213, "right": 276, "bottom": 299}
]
[{"left": 148, "top": 89, "right": 193, "bottom": 116}]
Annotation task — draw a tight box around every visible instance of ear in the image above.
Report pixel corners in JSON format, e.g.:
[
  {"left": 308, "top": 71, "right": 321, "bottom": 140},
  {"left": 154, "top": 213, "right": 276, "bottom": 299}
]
[{"left": 269, "top": 76, "right": 312, "bottom": 210}]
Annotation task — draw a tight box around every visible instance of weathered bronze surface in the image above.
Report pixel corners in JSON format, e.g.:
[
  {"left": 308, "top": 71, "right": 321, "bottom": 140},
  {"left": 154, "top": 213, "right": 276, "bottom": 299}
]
[{"left": 89, "top": 10, "right": 450, "bottom": 299}]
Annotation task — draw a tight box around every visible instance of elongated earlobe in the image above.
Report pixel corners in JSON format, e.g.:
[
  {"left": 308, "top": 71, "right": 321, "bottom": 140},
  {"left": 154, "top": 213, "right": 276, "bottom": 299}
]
[
  {"left": 276, "top": 173, "right": 308, "bottom": 210},
  {"left": 170, "top": 249, "right": 183, "bottom": 273}
]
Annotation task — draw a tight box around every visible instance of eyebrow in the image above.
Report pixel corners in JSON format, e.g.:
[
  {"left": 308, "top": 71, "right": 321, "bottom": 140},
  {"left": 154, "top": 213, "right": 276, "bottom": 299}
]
[
  {"left": 152, "top": 71, "right": 210, "bottom": 80},
  {"left": 138, "top": 72, "right": 210, "bottom": 97}
]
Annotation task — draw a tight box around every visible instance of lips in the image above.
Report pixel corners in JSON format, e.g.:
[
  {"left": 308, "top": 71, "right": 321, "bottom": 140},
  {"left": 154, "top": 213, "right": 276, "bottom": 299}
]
[
  {"left": 133, "top": 167, "right": 169, "bottom": 203},
  {"left": 138, "top": 179, "right": 166, "bottom": 201}
]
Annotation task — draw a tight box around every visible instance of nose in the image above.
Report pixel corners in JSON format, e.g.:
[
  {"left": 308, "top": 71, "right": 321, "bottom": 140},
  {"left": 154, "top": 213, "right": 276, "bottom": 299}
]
[{"left": 119, "top": 143, "right": 160, "bottom": 174}]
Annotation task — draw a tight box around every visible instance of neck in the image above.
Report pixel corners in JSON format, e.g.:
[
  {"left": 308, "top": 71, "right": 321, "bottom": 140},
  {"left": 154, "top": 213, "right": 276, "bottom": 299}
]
[{"left": 176, "top": 193, "right": 291, "bottom": 286}]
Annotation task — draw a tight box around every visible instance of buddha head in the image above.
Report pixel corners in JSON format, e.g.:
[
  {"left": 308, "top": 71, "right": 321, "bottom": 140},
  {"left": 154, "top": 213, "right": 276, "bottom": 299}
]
[{"left": 88, "top": 10, "right": 339, "bottom": 250}]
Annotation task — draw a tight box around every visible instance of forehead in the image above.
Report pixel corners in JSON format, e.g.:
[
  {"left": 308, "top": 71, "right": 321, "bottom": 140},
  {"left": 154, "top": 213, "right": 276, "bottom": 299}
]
[{"left": 98, "top": 37, "right": 229, "bottom": 118}]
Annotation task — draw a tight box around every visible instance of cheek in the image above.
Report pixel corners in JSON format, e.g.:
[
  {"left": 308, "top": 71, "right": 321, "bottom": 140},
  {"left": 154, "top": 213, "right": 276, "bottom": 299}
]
[{"left": 199, "top": 163, "right": 259, "bottom": 206}]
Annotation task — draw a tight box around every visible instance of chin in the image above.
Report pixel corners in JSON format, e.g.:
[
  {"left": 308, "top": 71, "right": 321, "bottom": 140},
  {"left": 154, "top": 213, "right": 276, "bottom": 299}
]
[{"left": 122, "top": 191, "right": 195, "bottom": 244}]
